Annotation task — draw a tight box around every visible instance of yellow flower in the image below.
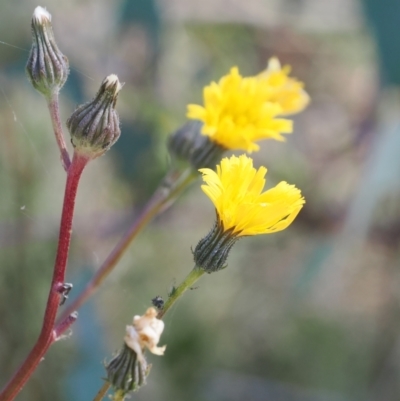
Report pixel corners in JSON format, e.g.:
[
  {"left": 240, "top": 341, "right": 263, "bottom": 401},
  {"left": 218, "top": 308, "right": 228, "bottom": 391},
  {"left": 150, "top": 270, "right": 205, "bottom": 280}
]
[
  {"left": 187, "top": 67, "right": 293, "bottom": 153},
  {"left": 257, "top": 57, "right": 310, "bottom": 115},
  {"left": 187, "top": 59, "right": 308, "bottom": 153},
  {"left": 199, "top": 154, "right": 305, "bottom": 236}
]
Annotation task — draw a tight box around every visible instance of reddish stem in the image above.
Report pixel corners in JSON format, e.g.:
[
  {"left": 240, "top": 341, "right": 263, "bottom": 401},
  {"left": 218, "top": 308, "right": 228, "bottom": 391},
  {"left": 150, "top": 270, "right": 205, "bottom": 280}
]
[
  {"left": 0, "top": 152, "right": 88, "bottom": 401},
  {"left": 55, "top": 168, "right": 196, "bottom": 334},
  {"left": 47, "top": 93, "right": 71, "bottom": 172},
  {"left": 54, "top": 311, "right": 78, "bottom": 339}
]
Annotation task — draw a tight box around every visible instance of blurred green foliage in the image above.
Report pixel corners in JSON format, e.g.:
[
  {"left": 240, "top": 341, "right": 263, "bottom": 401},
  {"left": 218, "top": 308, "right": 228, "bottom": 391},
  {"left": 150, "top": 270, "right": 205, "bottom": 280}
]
[{"left": 1, "top": 1, "right": 400, "bottom": 401}]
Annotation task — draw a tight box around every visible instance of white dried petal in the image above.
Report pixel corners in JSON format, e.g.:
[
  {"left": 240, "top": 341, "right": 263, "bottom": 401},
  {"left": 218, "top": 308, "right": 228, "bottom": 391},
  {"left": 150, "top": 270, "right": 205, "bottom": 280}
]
[
  {"left": 124, "top": 307, "right": 166, "bottom": 357},
  {"left": 124, "top": 325, "right": 145, "bottom": 364},
  {"left": 104, "top": 74, "right": 123, "bottom": 94}
]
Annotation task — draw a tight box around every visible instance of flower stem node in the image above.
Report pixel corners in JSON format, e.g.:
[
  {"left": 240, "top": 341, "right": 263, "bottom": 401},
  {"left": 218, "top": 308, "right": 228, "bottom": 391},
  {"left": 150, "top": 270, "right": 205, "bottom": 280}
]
[
  {"left": 105, "top": 308, "right": 166, "bottom": 397},
  {"left": 67, "top": 75, "right": 122, "bottom": 159},
  {"left": 167, "top": 121, "right": 226, "bottom": 170},
  {"left": 26, "top": 6, "right": 69, "bottom": 98}
]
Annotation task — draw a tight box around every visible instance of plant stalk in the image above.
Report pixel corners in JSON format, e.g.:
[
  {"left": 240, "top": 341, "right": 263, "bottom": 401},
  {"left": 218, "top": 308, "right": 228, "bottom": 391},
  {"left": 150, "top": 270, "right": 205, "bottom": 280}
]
[
  {"left": 97, "top": 266, "right": 205, "bottom": 399},
  {"left": 0, "top": 152, "right": 88, "bottom": 401},
  {"left": 47, "top": 93, "right": 71, "bottom": 171},
  {"left": 157, "top": 266, "right": 205, "bottom": 319},
  {"left": 55, "top": 168, "right": 197, "bottom": 334},
  {"left": 93, "top": 382, "right": 111, "bottom": 401}
]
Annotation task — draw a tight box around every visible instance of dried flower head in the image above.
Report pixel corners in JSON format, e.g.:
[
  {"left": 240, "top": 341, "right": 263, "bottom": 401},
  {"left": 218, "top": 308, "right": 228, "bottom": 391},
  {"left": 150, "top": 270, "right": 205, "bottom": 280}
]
[
  {"left": 193, "top": 154, "right": 305, "bottom": 272},
  {"left": 67, "top": 75, "right": 122, "bottom": 159},
  {"left": 125, "top": 307, "right": 166, "bottom": 361},
  {"left": 26, "top": 6, "right": 69, "bottom": 97},
  {"left": 106, "top": 308, "right": 166, "bottom": 396}
]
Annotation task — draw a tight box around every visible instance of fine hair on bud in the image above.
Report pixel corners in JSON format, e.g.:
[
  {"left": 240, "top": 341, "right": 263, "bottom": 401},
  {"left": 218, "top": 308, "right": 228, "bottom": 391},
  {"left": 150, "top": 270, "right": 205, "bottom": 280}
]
[
  {"left": 67, "top": 75, "right": 123, "bottom": 159},
  {"left": 26, "top": 6, "right": 69, "bottom": 97},
  {"left": 193, "top": 215, "right": 239, "bottom": 273}
]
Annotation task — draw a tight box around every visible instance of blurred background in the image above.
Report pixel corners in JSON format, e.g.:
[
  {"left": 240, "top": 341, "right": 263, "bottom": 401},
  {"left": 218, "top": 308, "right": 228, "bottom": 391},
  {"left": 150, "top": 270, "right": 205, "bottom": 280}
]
[{"left": 1, "top": 0, "right": 400, "bottom": 400}]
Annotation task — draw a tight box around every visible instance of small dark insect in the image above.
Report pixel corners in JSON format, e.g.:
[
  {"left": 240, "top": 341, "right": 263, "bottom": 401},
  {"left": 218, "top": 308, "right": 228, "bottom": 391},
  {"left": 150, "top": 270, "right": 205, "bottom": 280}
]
[
  {"left": 58, "top": 283, "right": 73, "bottom": 306},
  {"left": 151, "top": 295, "right": 164, "bottom": 310}
]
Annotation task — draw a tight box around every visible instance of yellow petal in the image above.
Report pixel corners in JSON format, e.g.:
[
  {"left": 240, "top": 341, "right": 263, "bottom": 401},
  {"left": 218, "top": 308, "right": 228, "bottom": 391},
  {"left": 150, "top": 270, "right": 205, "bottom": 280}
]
[{"left": 199, "top": 155, "right": 304, "bottom": 236}]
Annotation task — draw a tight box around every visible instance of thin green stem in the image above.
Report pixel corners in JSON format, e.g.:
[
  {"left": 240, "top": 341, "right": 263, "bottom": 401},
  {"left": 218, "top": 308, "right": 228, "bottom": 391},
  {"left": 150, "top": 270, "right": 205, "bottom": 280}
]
[
  {"left": 55, "top": 167, "right": 198, "bottom": 333},
  {"left": 111, "top": 390, "right": 126, "bottom": 401},
  {"left": 157, "top": 267, "right": 205, "bottom": 319}
]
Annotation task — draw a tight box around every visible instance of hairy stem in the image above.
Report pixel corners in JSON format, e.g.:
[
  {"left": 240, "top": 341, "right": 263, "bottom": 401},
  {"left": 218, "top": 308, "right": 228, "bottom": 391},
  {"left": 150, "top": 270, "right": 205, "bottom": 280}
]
[
  {"left": 55, "top": 168, "right": 197, "bottom": 333},
  {"left": 157, "top": 267, "right": 205, "bottom": 319},
  {"left": 0, "top": 152, "right": 88, "bottom": 401},
  {"left": 47, "top": 93, "right": 71, "bottom": 171}
]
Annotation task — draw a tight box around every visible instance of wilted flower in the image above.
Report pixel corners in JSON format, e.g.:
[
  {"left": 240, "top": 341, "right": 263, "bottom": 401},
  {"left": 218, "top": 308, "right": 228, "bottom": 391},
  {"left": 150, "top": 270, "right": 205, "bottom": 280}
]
[
  {"left": 193, "top": 154, "right": 305, "bottom": 272},
  {"left": 26, "top": 6, "right": 69, "bottom": 97},
  {"left": 106, "top": 308, "right": 165, "bottom": 396},
  {"left": 125, "top": 307, "right": 166, "bottom": 362}
]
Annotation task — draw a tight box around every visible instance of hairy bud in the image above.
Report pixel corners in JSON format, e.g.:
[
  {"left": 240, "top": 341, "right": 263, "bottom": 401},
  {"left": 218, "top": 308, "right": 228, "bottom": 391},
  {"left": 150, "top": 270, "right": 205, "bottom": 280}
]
[
  {"left": 26, "top": 6, "right": 69, "bottom": 97},
  {"left": 67, "top": 75, "right": 122, "bottom": 159},
  {"left": 193, "top": 215, "right": 239, "bottom": 273}
]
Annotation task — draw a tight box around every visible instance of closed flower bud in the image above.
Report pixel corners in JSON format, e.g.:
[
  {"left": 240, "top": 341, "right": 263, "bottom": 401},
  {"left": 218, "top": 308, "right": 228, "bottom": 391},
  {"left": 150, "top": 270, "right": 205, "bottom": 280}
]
[
  {"left": 167, "top": 121, "right": 225, "bottom": 170},
  {"left": 67, "top": 75, "right": 122, "bottom": 159},
  {"left": 26, "top": 6, "right": 69, "bottom": 97}
]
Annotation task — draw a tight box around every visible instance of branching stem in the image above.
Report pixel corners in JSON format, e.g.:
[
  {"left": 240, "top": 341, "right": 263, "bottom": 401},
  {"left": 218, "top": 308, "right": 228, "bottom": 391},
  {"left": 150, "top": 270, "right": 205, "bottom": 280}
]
[
  {"left": 55, "top": 167, "right": 197, "bottom": 334},
  {"left": 0, "top": 152, "right": 88, "bottom": 401}
]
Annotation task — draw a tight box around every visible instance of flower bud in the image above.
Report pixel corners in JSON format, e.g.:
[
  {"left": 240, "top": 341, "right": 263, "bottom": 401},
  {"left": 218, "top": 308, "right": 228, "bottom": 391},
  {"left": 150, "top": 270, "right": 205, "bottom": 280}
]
[
  {"left": 67, "top": 75, "right": 122, "bottom": 159},
  {"left": 26, "top": 6, "right": 69, "bottom": 97},
  {"left": 167, "top": 121, "right": 226, "bottom": 170}
]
